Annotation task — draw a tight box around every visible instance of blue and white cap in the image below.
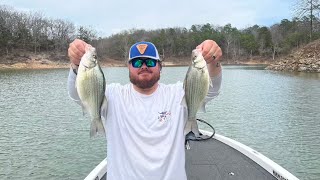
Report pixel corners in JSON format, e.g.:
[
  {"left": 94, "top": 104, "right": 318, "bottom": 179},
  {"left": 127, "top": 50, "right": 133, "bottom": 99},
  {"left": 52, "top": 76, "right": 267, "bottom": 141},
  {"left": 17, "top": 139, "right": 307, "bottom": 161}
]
[{"left": 128, "top": 41, "right": 161, "bottom": 61}]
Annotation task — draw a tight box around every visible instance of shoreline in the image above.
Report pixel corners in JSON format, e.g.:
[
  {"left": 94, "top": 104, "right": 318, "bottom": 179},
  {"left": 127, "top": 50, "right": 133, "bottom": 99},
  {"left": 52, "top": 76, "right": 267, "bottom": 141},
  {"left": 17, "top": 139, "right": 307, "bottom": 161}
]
[{"left": 0, "top": 60, "right": 271, "bottom": 70}]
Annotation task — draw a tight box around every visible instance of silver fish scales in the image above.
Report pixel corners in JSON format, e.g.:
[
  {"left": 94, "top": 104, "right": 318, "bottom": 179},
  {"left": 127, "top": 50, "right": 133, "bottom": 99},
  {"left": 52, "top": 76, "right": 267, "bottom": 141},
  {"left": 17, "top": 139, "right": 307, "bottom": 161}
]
[{"left": 76, "top": 46, "right": 107, "bottom": 137}]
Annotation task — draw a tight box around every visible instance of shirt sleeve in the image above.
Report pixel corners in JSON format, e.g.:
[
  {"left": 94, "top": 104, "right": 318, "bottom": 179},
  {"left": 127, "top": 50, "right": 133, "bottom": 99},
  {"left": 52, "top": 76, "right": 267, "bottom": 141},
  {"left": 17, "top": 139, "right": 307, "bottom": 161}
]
[
  {"left": 67, "top": 68, "right": 81, "bottom": 103},
  {"left": 203, "top": 71, "right": 222, "bottom": 107}
]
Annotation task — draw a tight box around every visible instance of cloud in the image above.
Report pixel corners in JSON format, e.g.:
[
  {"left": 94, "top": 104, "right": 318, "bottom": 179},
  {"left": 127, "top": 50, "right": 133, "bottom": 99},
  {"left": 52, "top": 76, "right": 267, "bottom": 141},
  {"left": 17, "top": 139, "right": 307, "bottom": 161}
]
[{"left": 2, "top": 0, "right": 293, "bottom": 37}]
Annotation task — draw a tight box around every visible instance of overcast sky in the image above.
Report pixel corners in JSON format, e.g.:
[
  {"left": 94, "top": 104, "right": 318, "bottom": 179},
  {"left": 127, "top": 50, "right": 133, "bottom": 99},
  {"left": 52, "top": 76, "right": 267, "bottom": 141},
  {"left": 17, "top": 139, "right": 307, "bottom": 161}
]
[{"left": 2, "top": 0, "right": 295, "bottom": 37}]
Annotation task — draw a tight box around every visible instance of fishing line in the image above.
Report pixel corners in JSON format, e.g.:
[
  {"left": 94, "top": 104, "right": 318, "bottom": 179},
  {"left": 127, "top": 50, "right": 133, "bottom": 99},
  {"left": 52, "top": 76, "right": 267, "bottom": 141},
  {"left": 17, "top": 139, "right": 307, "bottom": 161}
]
[
  {"left": 196, "top": 118, "right": 215, "bottom": 140},
  {"left": 185, "top": 118, "right": 215, "bottom": 142}
]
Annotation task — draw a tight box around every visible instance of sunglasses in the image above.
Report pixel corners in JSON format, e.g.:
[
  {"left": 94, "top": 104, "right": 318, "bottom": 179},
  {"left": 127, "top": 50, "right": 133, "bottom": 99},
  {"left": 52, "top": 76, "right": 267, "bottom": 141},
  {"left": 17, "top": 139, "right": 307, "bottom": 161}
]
[{"left": 130, "top": 58, "right": 158, "bottom": 68}]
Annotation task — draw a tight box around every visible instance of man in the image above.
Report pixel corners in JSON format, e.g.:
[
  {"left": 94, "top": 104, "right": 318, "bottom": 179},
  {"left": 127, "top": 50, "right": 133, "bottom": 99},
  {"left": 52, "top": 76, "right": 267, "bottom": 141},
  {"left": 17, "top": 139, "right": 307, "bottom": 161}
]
[{"left": 67, "top": 39, "right": 222, "bottom": 180}]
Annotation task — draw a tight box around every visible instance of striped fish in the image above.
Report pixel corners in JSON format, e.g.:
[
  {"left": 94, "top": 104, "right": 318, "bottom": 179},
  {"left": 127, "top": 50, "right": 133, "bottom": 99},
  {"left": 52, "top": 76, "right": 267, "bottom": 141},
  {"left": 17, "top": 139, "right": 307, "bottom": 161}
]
[
  {"left": 183, "top": 49, "right": 210, "bottom": 138},
  {"left": 76, "top": 46, "right": 107, "bottom": 137}
]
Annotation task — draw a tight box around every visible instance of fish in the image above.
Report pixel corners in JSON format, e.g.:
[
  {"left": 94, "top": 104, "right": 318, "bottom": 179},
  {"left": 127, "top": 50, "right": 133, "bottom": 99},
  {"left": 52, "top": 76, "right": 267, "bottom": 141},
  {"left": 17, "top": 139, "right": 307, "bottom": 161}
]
[
  {"left": 76, "top": 45, "right": 107, "bottom": 137},
  {"left": 182, "top": 49, "right": 211, "bottom": 139}
]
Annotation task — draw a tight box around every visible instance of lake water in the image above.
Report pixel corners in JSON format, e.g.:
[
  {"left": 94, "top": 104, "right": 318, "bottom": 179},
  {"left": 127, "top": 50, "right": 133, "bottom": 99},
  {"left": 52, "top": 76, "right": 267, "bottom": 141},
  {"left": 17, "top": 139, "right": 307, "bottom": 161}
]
[{"left": 0, "top": 66, "right": 319, "bottom": 180}]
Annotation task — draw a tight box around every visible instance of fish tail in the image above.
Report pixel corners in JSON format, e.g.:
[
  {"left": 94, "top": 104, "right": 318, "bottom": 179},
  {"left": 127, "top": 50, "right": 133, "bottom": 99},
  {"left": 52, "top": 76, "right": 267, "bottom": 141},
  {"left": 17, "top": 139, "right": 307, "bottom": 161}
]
[
  {"left": 90, "top": 117, "right": 106, "bottom": 137},
  {"left": 184, "top": 119, "right": 200, "bottom": 137}
]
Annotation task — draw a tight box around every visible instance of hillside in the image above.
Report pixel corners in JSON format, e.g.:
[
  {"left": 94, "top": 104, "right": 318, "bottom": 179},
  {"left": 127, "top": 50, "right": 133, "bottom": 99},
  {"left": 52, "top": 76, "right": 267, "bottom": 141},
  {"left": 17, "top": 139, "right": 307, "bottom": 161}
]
[
  {"left": 266, "top": 39, "right": 320, "bottom": 72},
  {"left": 0, "top": 51, "right": 69, "bottom": 69},
  {"left": 0, "top": 51, "right": 128, "bottom": 69},
  {"left": 2, "top": 40, "right": 320, "bottom": 70}
]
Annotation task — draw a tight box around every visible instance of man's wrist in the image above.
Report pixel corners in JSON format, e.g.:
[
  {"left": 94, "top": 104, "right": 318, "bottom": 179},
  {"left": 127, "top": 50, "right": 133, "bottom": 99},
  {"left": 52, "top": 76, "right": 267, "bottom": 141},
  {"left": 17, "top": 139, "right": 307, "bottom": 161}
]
[{"left": 207, "top": 59, "right": 222, "bottom": 77}]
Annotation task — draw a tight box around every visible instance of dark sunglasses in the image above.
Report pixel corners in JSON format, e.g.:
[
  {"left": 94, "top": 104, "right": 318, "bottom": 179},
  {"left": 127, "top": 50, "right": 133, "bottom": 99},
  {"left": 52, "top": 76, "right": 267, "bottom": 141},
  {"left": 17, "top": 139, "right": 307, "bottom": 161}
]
[{"left": 130, "top": 58, "right": 158, "bottom": 68}]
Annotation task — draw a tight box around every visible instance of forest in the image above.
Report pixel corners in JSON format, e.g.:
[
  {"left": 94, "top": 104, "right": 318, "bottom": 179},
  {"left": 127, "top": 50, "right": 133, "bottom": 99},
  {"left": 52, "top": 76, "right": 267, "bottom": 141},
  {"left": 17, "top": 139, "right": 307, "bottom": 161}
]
[{"left": 1, "top": 2, "right": 320, "bottom": 64}]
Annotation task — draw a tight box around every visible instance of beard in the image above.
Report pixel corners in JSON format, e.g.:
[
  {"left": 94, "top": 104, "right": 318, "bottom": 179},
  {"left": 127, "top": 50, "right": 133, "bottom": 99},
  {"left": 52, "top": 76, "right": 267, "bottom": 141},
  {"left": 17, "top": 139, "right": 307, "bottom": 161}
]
[{"left": 129, "top": 70, "right": 160, "bottom": 89}]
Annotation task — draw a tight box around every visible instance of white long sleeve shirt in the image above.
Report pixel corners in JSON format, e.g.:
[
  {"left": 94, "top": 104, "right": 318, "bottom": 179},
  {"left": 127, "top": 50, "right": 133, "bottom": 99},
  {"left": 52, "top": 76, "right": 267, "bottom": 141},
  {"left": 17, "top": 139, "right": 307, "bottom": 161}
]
[{"left": 67, "top": 68, "right": 222, "bottom": 180}]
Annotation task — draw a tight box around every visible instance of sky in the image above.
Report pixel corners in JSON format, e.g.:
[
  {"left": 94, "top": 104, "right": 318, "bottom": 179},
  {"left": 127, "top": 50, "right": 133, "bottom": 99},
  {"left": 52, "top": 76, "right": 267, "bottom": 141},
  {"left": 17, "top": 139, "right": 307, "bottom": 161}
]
[{"left": 1, "top": 0, "right": 295, "bottom": 37}]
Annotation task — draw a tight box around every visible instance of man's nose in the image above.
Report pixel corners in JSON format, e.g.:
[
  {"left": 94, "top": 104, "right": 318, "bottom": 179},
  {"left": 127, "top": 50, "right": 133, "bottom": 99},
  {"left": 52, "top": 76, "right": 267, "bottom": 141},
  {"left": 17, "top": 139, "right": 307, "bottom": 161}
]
[{"left": 141, "top": 62, "right": 148, "bottom": 69}]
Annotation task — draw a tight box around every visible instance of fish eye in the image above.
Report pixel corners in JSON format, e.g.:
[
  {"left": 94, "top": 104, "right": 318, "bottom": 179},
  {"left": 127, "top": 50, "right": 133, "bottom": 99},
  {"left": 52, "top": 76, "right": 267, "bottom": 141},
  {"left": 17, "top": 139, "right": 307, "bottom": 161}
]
[{"left": 93, "top": 55, "right": 97, "bottom": 59}]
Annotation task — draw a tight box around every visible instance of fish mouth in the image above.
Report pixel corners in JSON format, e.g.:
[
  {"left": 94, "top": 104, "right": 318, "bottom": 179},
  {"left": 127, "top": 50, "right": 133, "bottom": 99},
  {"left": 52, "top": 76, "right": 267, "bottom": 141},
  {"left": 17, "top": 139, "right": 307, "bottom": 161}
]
[{"left": 192, "top": 49, "right": 201, "bottom": 57}]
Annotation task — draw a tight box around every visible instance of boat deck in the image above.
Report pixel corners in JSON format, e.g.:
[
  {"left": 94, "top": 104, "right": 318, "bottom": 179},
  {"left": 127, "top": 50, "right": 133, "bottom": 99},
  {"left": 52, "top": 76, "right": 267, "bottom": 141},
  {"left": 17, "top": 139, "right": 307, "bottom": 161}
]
[
  {"left": 185, "top": 138, "right": 276, "bottom": 180},
  {"left": 98, "top": 138, "right": 277, "bottom": 180}
]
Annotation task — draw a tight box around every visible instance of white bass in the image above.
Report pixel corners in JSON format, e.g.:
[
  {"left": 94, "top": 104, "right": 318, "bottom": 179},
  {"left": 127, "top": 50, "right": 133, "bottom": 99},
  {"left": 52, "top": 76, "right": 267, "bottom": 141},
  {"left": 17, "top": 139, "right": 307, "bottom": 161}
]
[
  {"left": 183, "top": 49, "right": 211, "bottom": 138},
  {"left": 76, "top": 46, "right": 107, "bottom": 137}
]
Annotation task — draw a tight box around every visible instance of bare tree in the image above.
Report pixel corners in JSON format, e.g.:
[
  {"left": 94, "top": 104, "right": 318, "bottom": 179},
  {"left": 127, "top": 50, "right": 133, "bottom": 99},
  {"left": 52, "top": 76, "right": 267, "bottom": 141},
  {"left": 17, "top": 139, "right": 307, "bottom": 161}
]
[
  {"left": 77, "top": 26, "right": 96, "bottom": 44},
  {"left": 270, "top": 24, "right": 283, "bottom": 60},
  {"left": 29, "top": 12, "right": 46, "bottom": 53},
  {"left": 51, "top": 19, "right": 75, "bottom": 52},
  {"left": 222, "top": 24, "right": 238, "bottom": 60},
  {"left": 119, "top": 30, "right": 131, "bottom": 61},
  {"left": 294, "top": 0, "right": 320, "bottom": 41},
  {"left": 0, "top": 6, "right": 14, "bottom": 55}
]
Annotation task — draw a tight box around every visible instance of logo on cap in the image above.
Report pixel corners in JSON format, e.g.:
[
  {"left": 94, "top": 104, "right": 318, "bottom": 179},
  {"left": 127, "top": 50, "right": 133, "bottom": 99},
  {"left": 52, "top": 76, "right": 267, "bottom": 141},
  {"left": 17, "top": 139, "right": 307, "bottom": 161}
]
[{"left": 136, "top": 44, "right": 148, "bottom": 54}]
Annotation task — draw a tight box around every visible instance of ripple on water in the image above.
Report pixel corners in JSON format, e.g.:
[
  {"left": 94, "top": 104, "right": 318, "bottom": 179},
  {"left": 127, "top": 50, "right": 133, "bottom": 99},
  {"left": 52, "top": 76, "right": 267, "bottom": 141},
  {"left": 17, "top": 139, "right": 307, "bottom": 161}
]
[{"left": 0, "top": 67, "right": 319, "bottom": 180}]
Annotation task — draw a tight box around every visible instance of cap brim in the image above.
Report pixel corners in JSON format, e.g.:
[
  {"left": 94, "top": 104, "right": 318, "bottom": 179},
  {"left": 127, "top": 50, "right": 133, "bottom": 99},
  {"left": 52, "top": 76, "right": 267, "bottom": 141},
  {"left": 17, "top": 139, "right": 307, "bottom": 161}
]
[{"left": 128, "top": 55, "right": 161, "bottom": 61}]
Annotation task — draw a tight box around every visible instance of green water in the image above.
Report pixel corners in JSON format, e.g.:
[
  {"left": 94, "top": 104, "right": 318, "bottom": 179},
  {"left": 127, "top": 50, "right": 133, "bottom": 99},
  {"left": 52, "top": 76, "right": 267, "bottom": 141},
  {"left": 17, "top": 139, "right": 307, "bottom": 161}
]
[{"left": 0, "top": 66, "right": 319, "bottom": 180}]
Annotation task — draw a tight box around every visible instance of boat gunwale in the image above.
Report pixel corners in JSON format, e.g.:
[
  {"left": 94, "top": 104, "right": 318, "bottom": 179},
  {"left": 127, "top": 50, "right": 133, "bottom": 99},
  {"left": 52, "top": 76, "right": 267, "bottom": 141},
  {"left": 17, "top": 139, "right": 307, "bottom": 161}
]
[{"left": 201, "top": 130, "right": 299, "bottom": 180}]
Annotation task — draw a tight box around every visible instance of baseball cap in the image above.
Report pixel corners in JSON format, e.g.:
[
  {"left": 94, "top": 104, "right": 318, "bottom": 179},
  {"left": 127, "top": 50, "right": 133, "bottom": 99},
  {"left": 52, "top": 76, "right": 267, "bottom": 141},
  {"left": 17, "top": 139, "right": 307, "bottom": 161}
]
[{"left": 128, "top": 41, "right": 161, "bottom": 61}]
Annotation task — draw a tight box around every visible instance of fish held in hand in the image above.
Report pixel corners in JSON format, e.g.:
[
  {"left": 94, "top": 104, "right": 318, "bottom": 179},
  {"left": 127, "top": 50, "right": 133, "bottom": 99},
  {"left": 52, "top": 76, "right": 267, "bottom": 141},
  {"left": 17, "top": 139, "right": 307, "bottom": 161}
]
[
  {"left": 182, "top": 49, "right": 211, "bottom": 139},
  {"left": 76, "top": 45, "right": 107, "bottom": 137}
]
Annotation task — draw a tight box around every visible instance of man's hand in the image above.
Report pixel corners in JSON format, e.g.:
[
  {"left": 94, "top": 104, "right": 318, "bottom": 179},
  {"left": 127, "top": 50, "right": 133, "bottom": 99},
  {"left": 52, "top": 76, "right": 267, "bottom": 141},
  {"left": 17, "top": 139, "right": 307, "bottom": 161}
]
[
  {"left": 196, "top": 40, "right": 222, "bottom": 64},
  {"left": 196, "top": 40, "right": 222, "bottom": 77},
  {"left": 68, "top": 39, "right": 88, "bottom": 65}
]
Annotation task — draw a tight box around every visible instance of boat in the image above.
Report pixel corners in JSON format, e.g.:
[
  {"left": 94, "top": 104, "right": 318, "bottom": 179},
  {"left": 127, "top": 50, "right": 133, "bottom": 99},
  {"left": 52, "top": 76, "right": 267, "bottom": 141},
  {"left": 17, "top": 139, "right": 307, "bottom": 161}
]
[{"left": 84, "top": 130, "right": 299, "bottom": 180}]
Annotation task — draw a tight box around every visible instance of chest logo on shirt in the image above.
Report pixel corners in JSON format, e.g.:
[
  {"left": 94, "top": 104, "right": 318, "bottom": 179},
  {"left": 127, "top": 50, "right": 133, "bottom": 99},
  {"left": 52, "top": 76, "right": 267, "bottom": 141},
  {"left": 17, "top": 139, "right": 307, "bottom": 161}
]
[{"left": 158, "top": 111, "right": 171, "bottom": 123}]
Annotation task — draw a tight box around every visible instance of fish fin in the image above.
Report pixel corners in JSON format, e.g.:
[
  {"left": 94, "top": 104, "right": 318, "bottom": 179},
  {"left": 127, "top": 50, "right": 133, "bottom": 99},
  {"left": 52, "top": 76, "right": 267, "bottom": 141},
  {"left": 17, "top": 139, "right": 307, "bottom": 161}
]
[
  {"left": 81, "top": 105, "right": 86, "bottom": 116},
  {"left": 184, "top": 120, "right": 192, "bottom": 136},
  {"left": 191, "top": 120, "right": 200, "bottom": 137},
  {"left": 90, "top": 117, "right": 106, "bottom": 138},
  {"left": 99, "top": 96, "right": 108, "bottom": 118},
  {"left": 184, "top": 120, "right": 200, "bottom": 137},
  {"left": 181, "top": 77, "right": 188, "bottom": 107},
  {"left": 199, "top": 101, "right": 206, "bottom": 113},
  {"left": 80, "top": 102, "right": 89, "bottom": 116},
  {"left": 101, "top": 96, "right": 108, "bottom": 109},
  {"left": 180, "top": 95, "right": 187, "bottom": 107}
]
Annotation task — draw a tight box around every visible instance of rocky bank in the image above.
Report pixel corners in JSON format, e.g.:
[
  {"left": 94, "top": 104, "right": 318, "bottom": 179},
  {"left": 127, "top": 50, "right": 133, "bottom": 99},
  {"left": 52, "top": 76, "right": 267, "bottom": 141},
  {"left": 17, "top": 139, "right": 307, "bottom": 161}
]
[{"left": 266, "top": 39, "right": 320, "bottom": 72}]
